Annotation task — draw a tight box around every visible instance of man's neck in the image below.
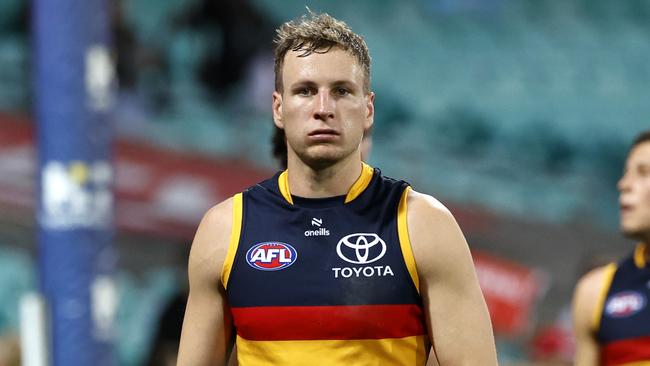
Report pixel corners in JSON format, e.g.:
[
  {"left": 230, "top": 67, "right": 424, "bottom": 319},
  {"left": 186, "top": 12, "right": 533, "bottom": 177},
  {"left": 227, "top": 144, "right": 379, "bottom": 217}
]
[{"left": 286, "top": 155, "right": 362, "bottom": 198}]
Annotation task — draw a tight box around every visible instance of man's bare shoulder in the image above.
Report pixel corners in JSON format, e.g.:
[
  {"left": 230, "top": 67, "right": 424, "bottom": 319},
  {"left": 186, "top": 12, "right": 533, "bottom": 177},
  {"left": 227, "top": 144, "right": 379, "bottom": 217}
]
[
  {"left": 406, "top": 189, "right": 454, "bottom": 225},
  {"left": 188, "top": 197, "right": 236, "bottom": 282},
  {"left": 574, "top": 264, "right": 614, "bottom": 308},
  {"left": 405, "top": 189, "right": 468, "bottom": 275},
  {"left": 572, "top": 262, "right": 618, "bottom": 341},
  {"left": 201, "top": 198, "right": 235, "bottom": 238}
]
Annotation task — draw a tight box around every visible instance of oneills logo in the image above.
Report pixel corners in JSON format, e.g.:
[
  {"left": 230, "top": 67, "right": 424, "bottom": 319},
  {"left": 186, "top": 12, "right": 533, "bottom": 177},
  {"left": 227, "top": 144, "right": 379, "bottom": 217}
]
[{"left": 305, "top": 217, "right": 330, "bottom": 236}]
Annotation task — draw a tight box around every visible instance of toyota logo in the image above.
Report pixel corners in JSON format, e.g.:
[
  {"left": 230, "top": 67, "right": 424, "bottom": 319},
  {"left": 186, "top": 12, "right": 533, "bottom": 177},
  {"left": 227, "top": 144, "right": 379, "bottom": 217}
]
[{"left": 336, "top": 233, "right": 386, "bottom": 264}]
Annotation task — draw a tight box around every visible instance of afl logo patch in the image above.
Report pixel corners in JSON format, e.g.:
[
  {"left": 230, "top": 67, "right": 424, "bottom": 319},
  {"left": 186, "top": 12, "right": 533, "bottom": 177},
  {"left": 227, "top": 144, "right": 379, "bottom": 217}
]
[
  {"left": 605, "top": 291, "right": 646, "bottom": 318},
  {"left": 336, "top": 233, "right": 386, "bottom": 265},
  {"left": 246, "top": 242, "right": 297, "bottom": 271}
]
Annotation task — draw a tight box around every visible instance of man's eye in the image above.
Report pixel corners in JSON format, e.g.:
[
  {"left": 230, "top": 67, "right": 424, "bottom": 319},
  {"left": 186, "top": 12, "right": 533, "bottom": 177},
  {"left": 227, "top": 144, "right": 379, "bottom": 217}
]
[{"left": 335, "top": 88, "right": 349, "bottom": 96}]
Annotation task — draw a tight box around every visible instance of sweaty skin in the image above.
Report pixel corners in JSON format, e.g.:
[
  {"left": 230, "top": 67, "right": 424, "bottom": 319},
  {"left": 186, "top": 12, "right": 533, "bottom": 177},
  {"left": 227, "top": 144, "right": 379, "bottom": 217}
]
[{"left": 177, "top": 47, "right": 497, "bottom": 366}]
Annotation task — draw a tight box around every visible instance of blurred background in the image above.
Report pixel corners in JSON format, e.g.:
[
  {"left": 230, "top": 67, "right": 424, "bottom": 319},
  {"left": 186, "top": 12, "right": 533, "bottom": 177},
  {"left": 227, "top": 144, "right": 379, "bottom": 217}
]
[{"left": 1, "top": 0, "right": 649, "bottom": 365}]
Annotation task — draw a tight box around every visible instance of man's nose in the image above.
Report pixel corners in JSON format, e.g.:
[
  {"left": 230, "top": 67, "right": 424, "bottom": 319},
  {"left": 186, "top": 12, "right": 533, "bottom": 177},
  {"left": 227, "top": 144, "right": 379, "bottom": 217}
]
[
  {"left": 618, "top": 172, "right": 631, "bottom": 193},
  {"left": 313, "top": 90, "right": 335, "bottom": 121}
]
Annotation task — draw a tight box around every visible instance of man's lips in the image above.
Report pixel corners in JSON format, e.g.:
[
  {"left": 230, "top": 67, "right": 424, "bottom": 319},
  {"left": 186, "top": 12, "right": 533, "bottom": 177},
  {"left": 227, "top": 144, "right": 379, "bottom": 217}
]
[
  {"left": 308, "top": 129, "right": 340, "bottom": 142},
  {"left": 308, "top": 129, "right": 339, "bottom": 136},
  {"left": 620, "top": 203, "right": 633, "bottom": 213}
]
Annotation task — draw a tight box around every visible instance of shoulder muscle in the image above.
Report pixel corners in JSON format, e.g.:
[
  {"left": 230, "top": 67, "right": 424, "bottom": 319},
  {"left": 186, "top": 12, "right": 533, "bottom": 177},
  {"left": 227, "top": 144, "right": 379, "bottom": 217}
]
[
  {"left": 405, "top": 189, "right": 469, "bottom": 277},
  {"left": 188, "top": 196, "right": 235, "bottom": 290},
  {"left": 573, "top": 264, "right": 615, "bottom": 334}
]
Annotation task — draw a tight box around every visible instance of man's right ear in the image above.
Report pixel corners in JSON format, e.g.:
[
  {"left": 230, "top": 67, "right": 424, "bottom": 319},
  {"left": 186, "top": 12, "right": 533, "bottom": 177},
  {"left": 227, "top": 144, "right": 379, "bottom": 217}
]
[{"left": 272, "top": 91, "right": 283, "bottom": 128}]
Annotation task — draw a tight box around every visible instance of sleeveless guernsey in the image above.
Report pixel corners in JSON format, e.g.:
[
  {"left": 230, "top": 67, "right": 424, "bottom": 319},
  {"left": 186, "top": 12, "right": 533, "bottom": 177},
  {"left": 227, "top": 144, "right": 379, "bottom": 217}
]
[
  {"left": 220, "top": 163, "right": 429, "bottom": 365},
  {"left": 594, "top": 244, "right": 650, "bottom": 365}
]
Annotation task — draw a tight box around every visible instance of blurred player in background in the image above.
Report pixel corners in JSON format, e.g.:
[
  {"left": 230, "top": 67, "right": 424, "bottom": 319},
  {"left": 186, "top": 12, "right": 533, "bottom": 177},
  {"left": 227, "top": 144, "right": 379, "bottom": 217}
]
[
  {"left": 177, "top": 11, "right": 496, "bottom": 365},
  {"left": 573, "top": 130, "right": 650, "bottom": 365}
]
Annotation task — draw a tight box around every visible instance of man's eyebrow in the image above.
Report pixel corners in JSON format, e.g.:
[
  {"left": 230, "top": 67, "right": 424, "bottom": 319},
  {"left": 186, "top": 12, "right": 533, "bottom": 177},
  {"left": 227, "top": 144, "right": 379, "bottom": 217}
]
[
  {"left": 331, "top": 80, "right": 356, "bottom": 86},
  {"left": 289, "top": 80, "right": 317, "bottom": 88},
  {"left": 330, "top": 80, "right": 361, "bottom": 91},
  {"left": 627, "top": 162, "right": 650, "bottom": 171}
]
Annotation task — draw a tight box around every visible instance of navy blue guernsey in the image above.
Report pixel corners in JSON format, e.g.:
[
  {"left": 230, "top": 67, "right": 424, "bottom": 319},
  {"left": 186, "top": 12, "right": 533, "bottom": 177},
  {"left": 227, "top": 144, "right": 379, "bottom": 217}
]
[
  {"left": 595, "top": 244, "right": 650, "bottom": 365},
  {"left": 221, "top": 163, "right": 430, "bottom": 365}
]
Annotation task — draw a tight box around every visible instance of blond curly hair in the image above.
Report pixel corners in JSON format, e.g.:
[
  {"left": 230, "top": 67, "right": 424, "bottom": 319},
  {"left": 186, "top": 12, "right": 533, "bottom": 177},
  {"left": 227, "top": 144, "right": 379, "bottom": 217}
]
[{"left": 273, "top": 11, "right": 371, "bottom": 93}]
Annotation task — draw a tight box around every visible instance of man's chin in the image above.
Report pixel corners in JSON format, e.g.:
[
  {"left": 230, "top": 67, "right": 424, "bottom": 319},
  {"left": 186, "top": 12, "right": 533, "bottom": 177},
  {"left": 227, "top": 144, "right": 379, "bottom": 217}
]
[
  {"left": 621, "top": 226, "right": 646, "bottom": 241},
  {"left": 300, "top": 159, "right": 334, "bottom": 170},
  {"left": 298, "top": 149, "right": 350, "bottom": 170}
]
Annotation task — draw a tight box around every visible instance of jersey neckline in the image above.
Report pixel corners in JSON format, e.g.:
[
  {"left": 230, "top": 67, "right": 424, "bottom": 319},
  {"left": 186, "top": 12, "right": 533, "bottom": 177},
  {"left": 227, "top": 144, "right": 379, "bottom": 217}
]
[
  {"left": 633, "top": 242, "right": 647, "bottom": 269},
  {"left": 277, "top": 162, "right": 375, "bottom": 206}
]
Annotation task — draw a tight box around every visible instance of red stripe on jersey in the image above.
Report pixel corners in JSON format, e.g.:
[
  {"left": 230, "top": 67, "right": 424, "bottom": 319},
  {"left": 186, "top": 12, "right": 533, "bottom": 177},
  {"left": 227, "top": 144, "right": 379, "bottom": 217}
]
[
  {"left": 231, "top": 304, "right": 426, "bottom": 341},
  {"left": 601, "top": 336, "right": 650, "bottom": 365}
]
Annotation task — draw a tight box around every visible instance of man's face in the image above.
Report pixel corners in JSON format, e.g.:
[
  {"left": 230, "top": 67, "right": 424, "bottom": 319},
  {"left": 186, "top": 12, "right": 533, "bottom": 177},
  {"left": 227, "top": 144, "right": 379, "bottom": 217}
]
[
  {"left": 272, "top": 47, "right": 374, "bottom": 169},
  {"left": 618, "top": 141, "right": 650, "bottom": 239}
]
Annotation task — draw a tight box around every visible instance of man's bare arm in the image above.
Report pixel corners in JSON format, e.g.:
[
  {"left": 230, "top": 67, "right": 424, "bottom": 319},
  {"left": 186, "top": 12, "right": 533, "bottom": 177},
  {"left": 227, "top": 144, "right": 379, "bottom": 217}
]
[
  {"left": 177, "top": 198, "right": 235, "bottom": 366},
  {"left": 572, "top": 266, "right": 609, "bottom": 366},
  {"left": 407, "top": 190, "right": 498, "bottom": 365}
]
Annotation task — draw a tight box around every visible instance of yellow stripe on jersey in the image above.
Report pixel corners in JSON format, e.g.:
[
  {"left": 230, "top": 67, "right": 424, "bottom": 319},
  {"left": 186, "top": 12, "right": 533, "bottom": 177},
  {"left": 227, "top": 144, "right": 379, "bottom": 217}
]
[
  {"left": 236, "top": 335, "right": 428, "bottom": 366},
  {"left": 634, "top": 243, "right": 647, "bottom": 269},
  {"left": 397, "top": 186, "right": 420, "bottom": 294},
  {"left": 591, "top": 262, "right": 618, "bottom": 332},
  {"left": 344, "top": 162, "right": 374, "bottom": 203},
  {"left": 278, "top": 170, "right": 294, "bottom": 205},
  {"left": 221, "top": 193, "right": 243, "bottom": 289}
]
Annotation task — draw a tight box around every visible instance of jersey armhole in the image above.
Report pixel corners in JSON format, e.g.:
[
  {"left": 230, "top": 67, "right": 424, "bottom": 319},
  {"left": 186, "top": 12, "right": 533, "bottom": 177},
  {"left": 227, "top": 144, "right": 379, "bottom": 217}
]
[
  {"left": 397, "top": 186, "right": 421, "bottom": 294},
  {"left": 591, "top": 262, "right": 618, "bottom": 333},
  {"left": 220, "top": 193, "right": 244, "bottom": 289}
]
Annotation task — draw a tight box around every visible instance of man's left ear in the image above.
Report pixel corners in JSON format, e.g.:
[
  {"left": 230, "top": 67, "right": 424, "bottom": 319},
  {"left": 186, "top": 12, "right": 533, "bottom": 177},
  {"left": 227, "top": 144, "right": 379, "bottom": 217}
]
[
  {"left": 272, "top": 91, "right": 284, "bottom": 128},
  {"left": 365, "top": 92, "right": 375, "bottom": 129}
]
